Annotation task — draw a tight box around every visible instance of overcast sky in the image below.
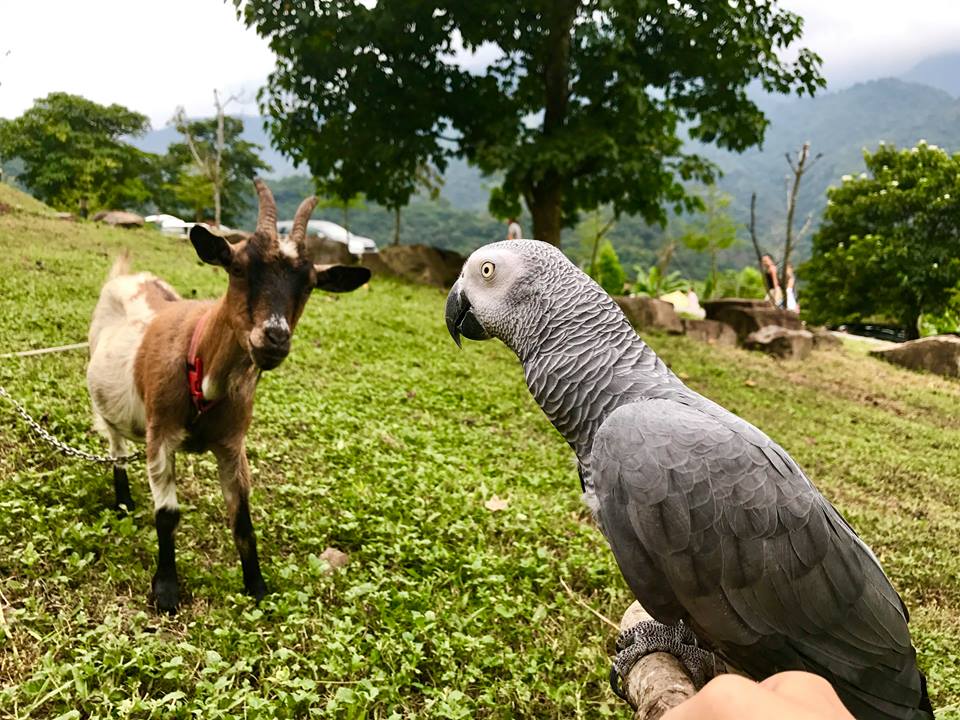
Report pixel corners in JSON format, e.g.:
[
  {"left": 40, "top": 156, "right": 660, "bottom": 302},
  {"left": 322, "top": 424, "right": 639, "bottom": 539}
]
[{"left": 2, "top": 0, "right": 959, "bottom": 127}]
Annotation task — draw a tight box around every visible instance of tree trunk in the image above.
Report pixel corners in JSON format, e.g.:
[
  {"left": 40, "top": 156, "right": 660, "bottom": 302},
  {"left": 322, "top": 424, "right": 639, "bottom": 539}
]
[
  {"left": 528, "top": 0, "right": 577, "bottom": 248},
  {"left": 213, "top": 89, "right": 225, "bottom": 228},
  {"left": 530, "top": 176, "right": 563, "bottom": 247},
  {"left": 749, "top": 192, "right": 764, "bottom": 269},
  {"left": 905, "top": 308, "right": 922, "bottom": 340},
  {"left": 781, "top": 143, "right": 814, "bottom": 290},
  {"left": 213, "top": 184, "right": 222, "bottom": 228},
  {"left": 393, "top": 206, "right": 401, "bottom": 246}
]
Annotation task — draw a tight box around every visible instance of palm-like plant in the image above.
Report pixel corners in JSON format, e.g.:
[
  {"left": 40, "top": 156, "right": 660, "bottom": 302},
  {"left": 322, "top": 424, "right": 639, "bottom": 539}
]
[{"left": 631, "top": 265, "right": 689, "bottom": 298}]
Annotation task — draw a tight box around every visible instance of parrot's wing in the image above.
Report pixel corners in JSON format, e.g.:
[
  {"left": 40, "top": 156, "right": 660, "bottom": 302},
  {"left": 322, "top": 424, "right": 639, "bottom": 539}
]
[{"left": 591, "top": 398, "right": 928, "bottom": 719}]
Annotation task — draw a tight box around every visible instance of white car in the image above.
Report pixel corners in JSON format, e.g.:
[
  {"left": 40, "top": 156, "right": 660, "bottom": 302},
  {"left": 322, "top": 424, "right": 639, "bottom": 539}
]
[
  {"left": 145, "top": 213, "right": 192, "bottom": 237},
  {"left": 277, "top": 218, "right": 378, "bottom": 255},
  {"left": 147, "top": 215, "right": 241, "bottom": 240}
]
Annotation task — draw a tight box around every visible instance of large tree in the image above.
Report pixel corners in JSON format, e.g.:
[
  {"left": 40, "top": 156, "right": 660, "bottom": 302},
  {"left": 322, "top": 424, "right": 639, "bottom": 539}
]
[
  {"left": 163, "top": 114, "right": 269, "bottom": 226},
  {"left": 0, "top": 92, "right": 156, "bottom": 215},
  {"left": 236, "top": 0, "right": 823, "bottom": 247},
  {"left": 802, "top": 142, "right": 960, "bottom": 338}
]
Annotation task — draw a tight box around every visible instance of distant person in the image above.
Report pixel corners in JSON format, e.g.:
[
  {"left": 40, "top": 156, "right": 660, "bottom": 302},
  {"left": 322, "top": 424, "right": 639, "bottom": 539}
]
[
  {"left": 785, "top": 262, "right": 799, "bottom": 313},
  {"left": 761, "top": 253, "right": 783, "bottom": 307},
  {"left": 506, "top": 218, "right": 522, "bottom": 241}
]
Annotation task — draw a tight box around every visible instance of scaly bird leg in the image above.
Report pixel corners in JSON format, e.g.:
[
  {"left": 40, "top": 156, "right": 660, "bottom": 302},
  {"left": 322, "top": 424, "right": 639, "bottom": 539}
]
[{"left": 610, "top": 618, "right": 723, "bottom": 698}]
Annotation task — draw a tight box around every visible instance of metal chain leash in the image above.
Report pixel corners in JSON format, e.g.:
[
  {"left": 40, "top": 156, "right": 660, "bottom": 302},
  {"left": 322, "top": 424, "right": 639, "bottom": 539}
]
[{"left": 0, "top": 385, "right": 141, "bottom": 465}]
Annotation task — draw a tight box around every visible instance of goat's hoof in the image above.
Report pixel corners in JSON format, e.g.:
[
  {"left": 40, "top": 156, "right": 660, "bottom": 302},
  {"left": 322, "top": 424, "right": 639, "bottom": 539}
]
[
  {"left": 152, "top": 575, "right": 180, "bottom": 614},
  {"left": 113, "top": 500, "right": 135, "bottom": 516},
  {"left": 246, "top": 579, "right": 268, "bottom": 604}
]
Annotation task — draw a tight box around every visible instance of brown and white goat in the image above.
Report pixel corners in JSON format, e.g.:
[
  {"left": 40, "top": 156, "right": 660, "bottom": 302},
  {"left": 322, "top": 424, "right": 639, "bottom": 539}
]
[{"left": 87, "top": 179, "right": 369, "bottom": 613}]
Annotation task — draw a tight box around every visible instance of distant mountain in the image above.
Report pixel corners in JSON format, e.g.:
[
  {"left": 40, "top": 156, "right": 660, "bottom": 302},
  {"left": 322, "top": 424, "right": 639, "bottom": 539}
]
[
  {"left": 902, "top": 52, "right": 960, "bottom": 97},
  {"left": 132, "top": 114, "right": 491, "bottom": 211},
  {"left": 700, "top": 78, "right": 960, "bottom": 260}
]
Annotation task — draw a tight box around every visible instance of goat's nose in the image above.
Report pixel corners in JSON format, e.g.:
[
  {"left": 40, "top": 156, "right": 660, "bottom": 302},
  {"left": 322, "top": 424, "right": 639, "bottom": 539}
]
[{"left": 264, "top": 324, "right": 290, "bottom": 347}]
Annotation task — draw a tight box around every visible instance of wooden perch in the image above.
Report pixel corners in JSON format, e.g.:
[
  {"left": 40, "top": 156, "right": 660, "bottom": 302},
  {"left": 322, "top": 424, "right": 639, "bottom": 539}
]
[{"left": 618, "top": 601, "right": 697, "bottom": 720}]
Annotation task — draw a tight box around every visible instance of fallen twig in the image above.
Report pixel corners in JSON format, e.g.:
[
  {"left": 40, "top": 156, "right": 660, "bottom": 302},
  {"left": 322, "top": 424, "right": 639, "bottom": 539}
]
[{"left": 559, "top": 577, "right": 619, "bottom": 630}]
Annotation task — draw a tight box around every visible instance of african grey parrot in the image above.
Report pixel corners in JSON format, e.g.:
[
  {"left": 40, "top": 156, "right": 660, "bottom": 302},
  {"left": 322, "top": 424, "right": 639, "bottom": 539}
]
[{"left": 444, "top": 240, "right": 932, "bottom": 719}]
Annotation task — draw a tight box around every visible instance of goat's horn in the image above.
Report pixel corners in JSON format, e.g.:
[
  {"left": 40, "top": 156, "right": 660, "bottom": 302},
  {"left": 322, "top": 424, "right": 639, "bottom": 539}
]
[
  {"left": 290, "top": 196, "right": 319, "bottom": 246},
  {"left": 253, "top": 178, "right": 277, "bottom": 237}
]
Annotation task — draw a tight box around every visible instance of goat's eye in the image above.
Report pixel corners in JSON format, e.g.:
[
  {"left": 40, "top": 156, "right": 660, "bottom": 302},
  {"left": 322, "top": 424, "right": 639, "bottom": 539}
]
[
  {"left": 229, "top": 265, "right": 245, "bottom": 279},
  {"left": 480, "top": 261, "right": 495, "bottom": 279}
]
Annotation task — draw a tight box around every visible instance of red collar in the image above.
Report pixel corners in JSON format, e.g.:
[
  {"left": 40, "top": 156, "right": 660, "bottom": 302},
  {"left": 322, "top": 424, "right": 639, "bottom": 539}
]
[{"left": 186, "top": 309, "right": 218, "bottom": 415}]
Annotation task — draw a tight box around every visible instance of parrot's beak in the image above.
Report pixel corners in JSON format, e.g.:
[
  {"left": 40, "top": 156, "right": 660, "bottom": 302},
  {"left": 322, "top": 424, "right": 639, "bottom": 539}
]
[{"left": 445, "top": 282, "right": 488, "bottom": 348}]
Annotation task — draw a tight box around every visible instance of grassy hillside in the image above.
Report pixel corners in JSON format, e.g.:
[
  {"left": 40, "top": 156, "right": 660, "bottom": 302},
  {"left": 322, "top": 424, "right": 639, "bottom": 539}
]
[{"left": 0, "top": 186, "right": 958, "bottom": 718}]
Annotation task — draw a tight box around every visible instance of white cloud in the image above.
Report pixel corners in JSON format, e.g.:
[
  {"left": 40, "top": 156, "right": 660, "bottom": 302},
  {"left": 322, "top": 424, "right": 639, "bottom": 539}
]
[
  {"left": 781, "top": 0, "right": 960, "bottom": 86},
  {"left": 0, "top": 0, "right": 274, "bottom": 126},
  {"left": 1, "top": 0, "right": 958, "bottom": 127}
]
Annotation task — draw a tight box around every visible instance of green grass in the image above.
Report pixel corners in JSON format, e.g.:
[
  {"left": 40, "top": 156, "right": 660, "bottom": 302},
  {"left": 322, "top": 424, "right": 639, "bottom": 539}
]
[{"left": 0, "top": 186, "right": 958, "bottom": 718}]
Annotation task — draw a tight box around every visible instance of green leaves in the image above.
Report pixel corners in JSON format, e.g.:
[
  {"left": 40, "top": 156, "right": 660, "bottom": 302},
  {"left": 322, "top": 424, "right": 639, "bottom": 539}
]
[
  {"left": 591, "top": 240, "right": 626, "bottom": 296},
  {"left": 236, "top": 0, "right": 824, "bottom": 244},
  {"left": 0, "top": 93, "right": 156, "bottom": 214},
  {"left": 631, "top": 265, "right": 688, "bottom": 298},
  {"left": 803, "top": 142, "right": 960, "bottom": 335}
]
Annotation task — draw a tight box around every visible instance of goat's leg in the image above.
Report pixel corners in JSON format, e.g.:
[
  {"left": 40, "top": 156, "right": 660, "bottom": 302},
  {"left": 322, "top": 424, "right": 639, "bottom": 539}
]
[
  {"left": 147, "top": 436, "right": 180, "bottom": 613},
  {"left": 105, "top": 426, "right": 134, "bottom": 513},
  {"left": 214, "top": 444, "right": 267, "bottom": 602}
]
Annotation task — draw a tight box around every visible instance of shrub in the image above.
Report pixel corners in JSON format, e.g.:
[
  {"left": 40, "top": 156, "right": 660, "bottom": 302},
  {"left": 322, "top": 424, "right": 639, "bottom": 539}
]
[{"left": 592, "top": 240, "right": 626, "bottom": 295}]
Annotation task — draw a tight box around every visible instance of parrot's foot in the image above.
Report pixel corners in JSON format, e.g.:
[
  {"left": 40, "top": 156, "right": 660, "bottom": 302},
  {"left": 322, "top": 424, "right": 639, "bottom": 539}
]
[{"left": 610, "top": 619, "right": 721, "bottom": 699}]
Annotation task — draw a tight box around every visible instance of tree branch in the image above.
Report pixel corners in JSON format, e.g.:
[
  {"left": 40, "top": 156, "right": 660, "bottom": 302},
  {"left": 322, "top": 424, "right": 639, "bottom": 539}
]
[
  {"left": 619, "top": 602, "right": 696, "bottom": 720},
  {"left": 173, "top": 106, "right": 209, "bottom": 174},
  {"left": 749, "top": 191, "right": 763, "bottom": 268},
  {"left": 781, "top": 141, "right": 812, "bottom": 290}
]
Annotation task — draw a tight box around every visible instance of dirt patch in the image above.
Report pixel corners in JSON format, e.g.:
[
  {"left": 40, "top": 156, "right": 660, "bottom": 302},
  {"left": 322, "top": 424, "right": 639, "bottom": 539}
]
[
  {"left": 0, "top": 202, "right": 12, "bottom": 215},
  {"left": 782, "top": 355, "right": 960, "bottom": 429}
]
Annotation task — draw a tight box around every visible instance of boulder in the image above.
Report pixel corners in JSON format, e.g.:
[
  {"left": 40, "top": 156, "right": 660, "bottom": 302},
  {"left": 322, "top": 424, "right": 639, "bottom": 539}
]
[
  {"left": 361, "top": 244, "right": 465, "bottom": 288},
  {"left": 744, "top": 325, "right": 814, "bottom": 360},
  {"left": 92, "top": 210, "right": 144, "bottom": 228},
  {"left": 54, "top": 211, "right": 76, "bottom": 222},
  {"left": 305, "top": 234, "right": 356, "bottom": 265},
  {"left": 615, "top": 296, "right": 684, "bottom": 335},
  {"left": 811, "top": 327, "right": 843, "bottom": 350},
  {"left": 683, "top": 318, "right": 737, "bottom": 347},
  {"left": 359, "top": 252, "right": 395, "bottom": 280},
  {"left": 870, "top": 335, "right": 960, "bottom": 378},
  {"left": 703, "top": 298, "right": 803, "bottom": 342}
]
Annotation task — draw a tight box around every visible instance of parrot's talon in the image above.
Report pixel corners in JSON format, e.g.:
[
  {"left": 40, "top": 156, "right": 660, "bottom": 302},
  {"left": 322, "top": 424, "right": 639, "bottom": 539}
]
[
  {"left": 612, "top": 619, "right": 720, "bottom": 692},
  {"left": 609, "top": 664, "right": 629, "bottom": 702}
]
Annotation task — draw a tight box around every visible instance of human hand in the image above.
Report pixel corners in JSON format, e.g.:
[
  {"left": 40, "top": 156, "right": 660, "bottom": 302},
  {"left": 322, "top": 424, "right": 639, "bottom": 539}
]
[{"left": 662, "top": 672, "right": 855, "bottom": 720}]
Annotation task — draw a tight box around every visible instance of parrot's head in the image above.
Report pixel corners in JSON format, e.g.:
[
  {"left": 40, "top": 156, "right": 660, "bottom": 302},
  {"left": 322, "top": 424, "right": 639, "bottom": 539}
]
[{"left": 445, "top": 239, "right": 600, "bottom": 354}]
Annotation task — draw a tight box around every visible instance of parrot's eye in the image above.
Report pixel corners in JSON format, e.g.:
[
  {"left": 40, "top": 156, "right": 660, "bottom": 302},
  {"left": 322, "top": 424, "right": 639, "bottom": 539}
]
[{"left": 480, "top": 261, "right": 495, "bottom": 279}]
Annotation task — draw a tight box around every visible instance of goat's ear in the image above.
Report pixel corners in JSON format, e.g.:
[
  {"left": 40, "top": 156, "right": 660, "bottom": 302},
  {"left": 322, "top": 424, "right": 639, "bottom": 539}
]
[
  {"left": 314, "top": 264, "right": 371, "bottom": 293},
  {"left": 190, "top": 225, "right": 235, "bottom": 267}
]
